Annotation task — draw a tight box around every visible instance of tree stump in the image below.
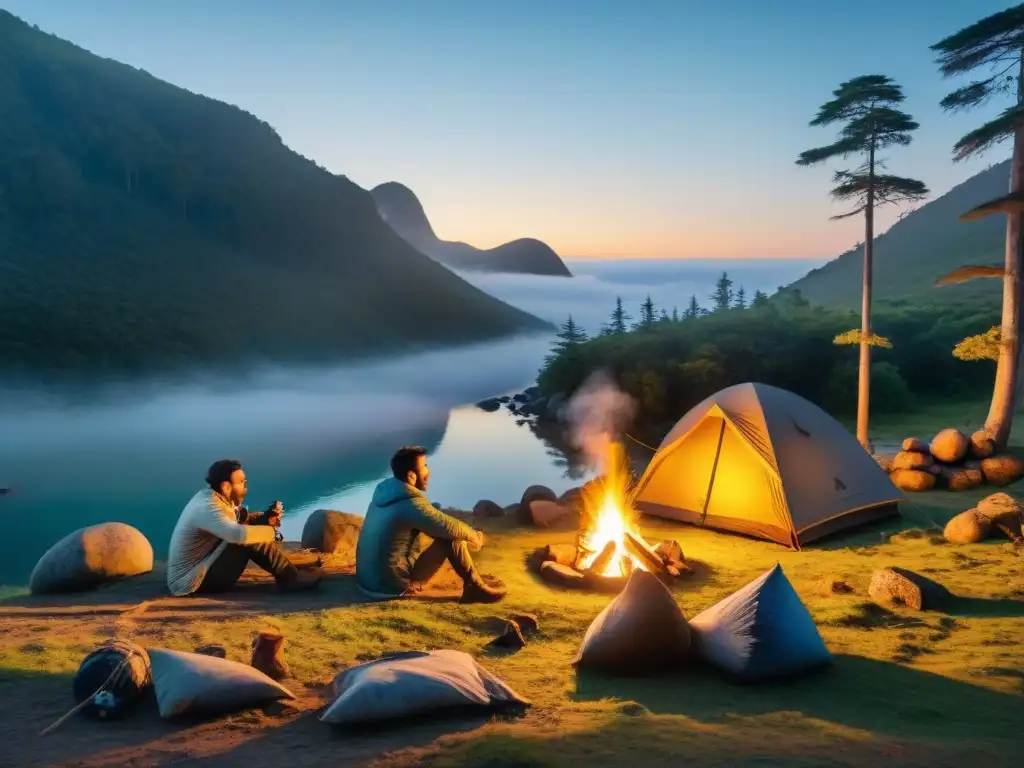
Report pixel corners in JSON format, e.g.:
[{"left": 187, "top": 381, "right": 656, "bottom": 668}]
[{"left": 251, "top": 631, "right": 289, "bottom": 681}]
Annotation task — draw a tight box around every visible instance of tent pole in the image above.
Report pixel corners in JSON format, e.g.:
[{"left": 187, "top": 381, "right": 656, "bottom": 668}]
[{"left": 700, "top": 420, "right": 726, "bottom": 526}]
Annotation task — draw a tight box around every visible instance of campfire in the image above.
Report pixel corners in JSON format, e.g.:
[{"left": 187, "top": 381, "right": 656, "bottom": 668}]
[{"left": 532, "top": 442, "right": 691, "bottom": 591}]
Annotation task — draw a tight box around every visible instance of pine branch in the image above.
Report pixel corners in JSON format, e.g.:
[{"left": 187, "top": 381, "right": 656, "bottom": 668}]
[
  {"left": 953, "top": 104, "right": 1024, "bottom": 160},
  {"left": 809, "top": 75, "right": 906, "bottom": 125},
  {"left": 829, "top": 207, "right": 866, "bottom": 221},
  {"left": 931, "top": 6, "right": 1024, "bottom": 76},
  {"left": 953, "top": 327, "right": 1001, "bottom": 361},
  {"left": 834, "top": 329, "right": 893, "bottom": 348},
  {"left": 939, "top": 77, "right": 1004, "bottom": 112},
  {"left": 796, "top": 137, "right": 862, "bottom": 166},
  {"left": 873, "top": 174, "right": 929, "bottom": 205}
]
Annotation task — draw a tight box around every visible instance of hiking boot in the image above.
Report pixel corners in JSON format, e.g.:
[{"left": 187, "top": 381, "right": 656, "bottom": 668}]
[
  {"left": 277, "top": 566, "right": 323, "bottom": 593},
  {"left": 459, "top": 579, "right": 507, "bottom": 604}
]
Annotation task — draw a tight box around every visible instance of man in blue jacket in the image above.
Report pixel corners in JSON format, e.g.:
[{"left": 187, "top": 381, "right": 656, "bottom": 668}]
[{"left": 356, "top": 445, "right": 507, "bottom": 603}]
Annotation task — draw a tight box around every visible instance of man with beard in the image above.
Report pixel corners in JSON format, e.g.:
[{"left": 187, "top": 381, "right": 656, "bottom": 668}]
[
  {"left": 356, "top": 445, "right": 506, "bottom": 603},
  {"left": 167, "top": 459, "right": 322, "bottom": 596}
]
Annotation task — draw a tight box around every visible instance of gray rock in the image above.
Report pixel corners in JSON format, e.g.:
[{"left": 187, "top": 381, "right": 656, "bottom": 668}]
[
  {"left": 868, "top": 567, "right": 950, "bottom": 611},
  {"left": 472, "top": 499, "right": 504, "bottom": 518},
  {"left": 300, "top": 509, "right": 363, "bottom": 558},
  {"left": 30, "top": 522, "right": 153, "bottom": 594}
]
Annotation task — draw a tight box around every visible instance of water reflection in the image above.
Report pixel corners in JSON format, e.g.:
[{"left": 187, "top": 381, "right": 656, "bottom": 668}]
[
  {"left": 285, "top": 405, "right": 593, "bottom": 536},
  {"left": 0, "top": 401, "right": 590, "bottom": 587}
]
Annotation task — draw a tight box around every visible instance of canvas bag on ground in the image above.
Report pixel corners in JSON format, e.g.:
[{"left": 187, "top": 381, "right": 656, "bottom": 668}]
[
  {"left": 320, "top": 649, "right": 529, "bottom": 726},
  {"left": 148, "top": 647, "right": 295, "bottom": 718},
  {"left": 573, "top": 569, "right": 691, "bottom": 675},
  {"left": 689, "top": 562, "right": 832, "bottom": 682}
]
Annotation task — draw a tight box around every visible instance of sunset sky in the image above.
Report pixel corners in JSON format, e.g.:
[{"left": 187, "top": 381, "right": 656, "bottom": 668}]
[{"left": 3, "top": 0, "right": 1014, "bottom": 258}]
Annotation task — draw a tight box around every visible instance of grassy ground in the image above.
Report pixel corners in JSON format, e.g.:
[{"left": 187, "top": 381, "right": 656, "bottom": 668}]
[{"left": 1, "top": 400, "right": 1022, "bottom": 767}]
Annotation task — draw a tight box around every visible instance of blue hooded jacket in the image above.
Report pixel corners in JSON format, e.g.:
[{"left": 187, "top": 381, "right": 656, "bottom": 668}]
[{"left": 355, "top": 477, "right": 476, "bottom": 597}]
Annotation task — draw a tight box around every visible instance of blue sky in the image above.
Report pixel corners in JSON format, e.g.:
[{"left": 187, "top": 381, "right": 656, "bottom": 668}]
[{"left": 1, "top": 0, "right": 1014, "bottom": 257}]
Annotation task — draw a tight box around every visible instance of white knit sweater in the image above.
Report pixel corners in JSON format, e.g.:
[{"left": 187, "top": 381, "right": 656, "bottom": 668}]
[{"left": 166, "top": 488, "right": 277, "bottom": 596}]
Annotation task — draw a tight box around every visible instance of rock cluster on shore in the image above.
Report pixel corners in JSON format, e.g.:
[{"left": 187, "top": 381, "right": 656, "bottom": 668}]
[
  {"left": 880, "top": 428, "right": 1024, "bottom": 492},
  {"left": 475, "top": 387, "right": 565, "bottom": 422}
]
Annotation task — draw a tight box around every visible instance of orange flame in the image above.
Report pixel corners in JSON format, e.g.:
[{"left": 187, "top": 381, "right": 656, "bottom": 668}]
[{"left": 577, "top": 441, "right": 646, "bottom": 577}]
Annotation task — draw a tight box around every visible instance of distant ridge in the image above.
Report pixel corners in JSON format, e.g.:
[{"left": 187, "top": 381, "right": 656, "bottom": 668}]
[
  {"left": 0, "top": 11, "right": 552, "bottom": 376},
  {"left": 783, "top": 160, "right": 1010, "bottom": 307},
  {"left": 371, "top": 181, "right": 572, "bottom": 277}
]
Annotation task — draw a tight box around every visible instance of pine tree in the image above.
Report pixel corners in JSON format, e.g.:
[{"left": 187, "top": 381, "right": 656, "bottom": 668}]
[
  {"left": 659, "top": 308, "right": 670, "bottom": 322},
  {"left": 684, "top": 294, "right": 701, "bottom": 319},
  {"left": 671, "top": 306, "right": 679, "bottom": 322},
  {"left": 929, "top": 7, "right": 1024, "bottom": 449},
  {"left": 734, "top": 286, "right": 747, "bottom": 309},
  {"left": 796, "top": 75, "right": 928, "bottom": 452},
  {"left": 710, "top": 272, "right": 733, "bottom": 312},
  {"left": 752, "top": 289, "right": 770, "bottom": 308},
  {"left": 642, "top": 295, "right": 656, "bottom": 326},
  {"left": 601, "top": 296, "right": 631, "bottom": 335},
  {"left": 550, "top": 315, "right": 588, "bottom": 356}
]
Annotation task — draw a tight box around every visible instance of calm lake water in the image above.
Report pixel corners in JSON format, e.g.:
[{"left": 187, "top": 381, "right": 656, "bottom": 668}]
[
  {"left": 0, "top": 335, "right": 593, "bottom": 587},
  {"left": 0, "top": 257, "right": 822, "bottom": 587}
]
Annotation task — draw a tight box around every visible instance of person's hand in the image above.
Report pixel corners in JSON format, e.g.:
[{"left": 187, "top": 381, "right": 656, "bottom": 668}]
[
  {"left": 266, "top": 500, "right": 283, "bottom": 528},
  {"left": 470, "top": 529, "right": 486, "bottom": 550}
]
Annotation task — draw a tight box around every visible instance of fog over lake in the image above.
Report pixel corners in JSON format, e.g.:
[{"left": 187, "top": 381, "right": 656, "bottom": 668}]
[{"left": 0, "top": 257, "right": 821, "bottom": 586}]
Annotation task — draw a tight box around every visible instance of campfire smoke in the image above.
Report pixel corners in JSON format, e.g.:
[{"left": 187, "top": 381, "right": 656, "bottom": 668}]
[
  {"left": 563, "top": 372, "right": 645, "bottom": 578},
  {"left": 563, "top": 370, "right": 636, "bottom": 474}
]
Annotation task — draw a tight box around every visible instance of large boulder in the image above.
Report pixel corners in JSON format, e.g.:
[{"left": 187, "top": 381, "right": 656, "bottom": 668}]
[
  {"left": 976, "top": 492, "right": 1024, "bottom": 539},
  {"left": 969, "top": 430, "right": 995, "bottom": 459},
  {"left": 890, "top": 469, "right": 936, "bottom": 492},
  {"left": 868, "top": 567, "right": 950, "bottom": 611},
  {"left": 943, "top": 509, "right": 992, "bottom": 544},
  {"left": 472, "top": 499, "right": 505, "bottom": 519},
  {"left": 980, "top": 454, "right": 1024, "bottom": 486},
  {"left": 891, "top": 451, "right": 933, "bottom": 471},
  {"left": 902, "top": 437, "right": 930, "bottom": 454},
  {"left": 528, "top": 500, "right": 577, "bottom": 529},
  {"left": 517, "top": 485, "right": 557, "bottom": 524},
  {"left": 930, "top": 429, "right": 970, "bottom": 463},
  {"left": 300, "top": 509, "right": 362, "bottom": 558},
  {"left": 942, "top": 466, "right": 984, "bottom": 492},
  {"left": 30, "top": 522, "right": 153, "bottom": 594}
]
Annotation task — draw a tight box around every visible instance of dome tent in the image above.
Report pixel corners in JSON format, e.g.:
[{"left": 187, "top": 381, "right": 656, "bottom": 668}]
[{"left": 633, "top": 383, "right": 903, "bottom": 549}]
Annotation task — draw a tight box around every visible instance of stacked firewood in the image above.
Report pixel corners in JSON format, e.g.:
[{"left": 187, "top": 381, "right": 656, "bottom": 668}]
[{"left": 531, "top": 534, "right": 692, "bottom": 592}]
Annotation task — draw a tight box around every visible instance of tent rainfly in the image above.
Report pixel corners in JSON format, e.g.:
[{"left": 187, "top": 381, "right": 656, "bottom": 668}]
[{"left": 632, "top": 383, "right": 903, "bottom": 549}]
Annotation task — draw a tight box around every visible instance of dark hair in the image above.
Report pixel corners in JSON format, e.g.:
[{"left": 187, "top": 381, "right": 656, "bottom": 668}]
[
  {"left": 206, "top": 459, "right": 242, "bottom": 490},
  {"left": 390, "top": 445, "right": 427, "bottom": 479}
]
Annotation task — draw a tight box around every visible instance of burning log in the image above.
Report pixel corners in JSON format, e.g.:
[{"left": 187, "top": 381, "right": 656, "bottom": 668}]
[
  {"left": 542, "top": 543, "right": 578, "bottom": 568},
  {"left": 587, "top": 541, "right": 618, "bottom": 576},
  {"left": 623, "top": 530, "right": 667, "bottom": 576},
  {"left": 539, "top": 561, "right": 586, "bottom": 587}
]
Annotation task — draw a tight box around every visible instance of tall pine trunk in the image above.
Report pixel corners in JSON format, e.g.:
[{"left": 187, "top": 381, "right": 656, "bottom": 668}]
[
  {"left": 985, "top": 51, "right": 1024, "bottom": 449},
  {"left": 858, "top": 144, "right": 876, "bottom": 453}
]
